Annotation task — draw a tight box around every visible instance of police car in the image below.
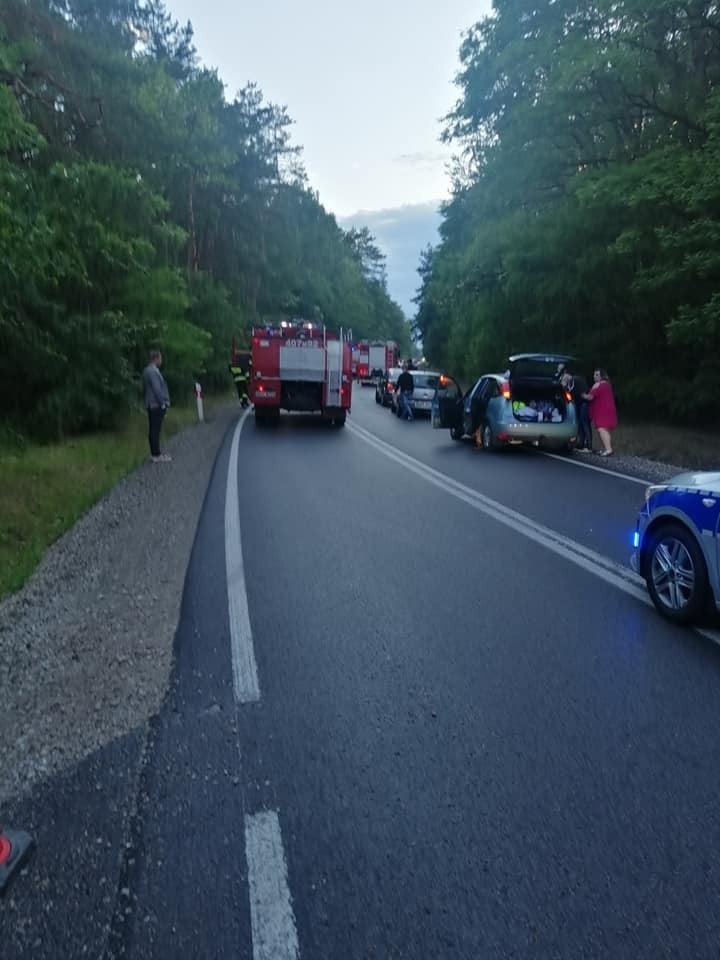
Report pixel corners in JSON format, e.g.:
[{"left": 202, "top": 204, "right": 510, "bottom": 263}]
[{"left": 631, "top": 472, "right": 720, "bottom": 624}]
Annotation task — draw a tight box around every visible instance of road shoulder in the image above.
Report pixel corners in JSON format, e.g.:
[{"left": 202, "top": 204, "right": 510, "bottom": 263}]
[{"left": 0, "top": 403, "right": 238, "bottom": 805}]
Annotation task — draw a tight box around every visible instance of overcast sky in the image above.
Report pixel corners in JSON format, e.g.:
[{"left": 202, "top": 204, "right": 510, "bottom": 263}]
[
  {"left": 166, "top": 1, "right": 491, "bottom": 315},
  {"left": 166, "top": 0, "right": 488, "bottom": 215}
]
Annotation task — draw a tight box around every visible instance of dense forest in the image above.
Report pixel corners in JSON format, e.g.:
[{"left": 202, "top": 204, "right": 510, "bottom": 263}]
[
  {"left": 414, "top": 0, "right": 720, "bottom": 422},
  {"left": 0, "top": 0, "right": 409, "bottom": 439}
]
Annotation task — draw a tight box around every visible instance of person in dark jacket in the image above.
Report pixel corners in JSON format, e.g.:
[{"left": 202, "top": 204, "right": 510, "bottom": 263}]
[
  {"left": 142, "top": 350, "right": 171, "bottom": 462},
  {"left": 562, "top": 368, "right": 592, "bottom": 452},
  {"left": 396, "top": 365, "right": 414, "bottom": 421}
]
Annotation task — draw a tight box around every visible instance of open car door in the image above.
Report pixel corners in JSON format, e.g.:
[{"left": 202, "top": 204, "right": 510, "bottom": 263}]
[{"left": 432, "top": 374, "right": 463, "bottom": 429}]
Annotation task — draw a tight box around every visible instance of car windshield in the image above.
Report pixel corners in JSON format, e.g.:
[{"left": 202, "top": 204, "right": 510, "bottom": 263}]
[{"left": 412, "top": 373, "right": 440, "bottom": 389}]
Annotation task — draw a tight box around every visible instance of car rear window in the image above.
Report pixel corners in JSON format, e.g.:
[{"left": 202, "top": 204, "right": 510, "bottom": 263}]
[{"left": 412, "top": 374, "right": 440, "bottom": 388}]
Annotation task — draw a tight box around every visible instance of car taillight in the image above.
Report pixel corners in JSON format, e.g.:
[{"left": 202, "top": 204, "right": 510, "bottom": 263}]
[
  {"left": 257, "top": 384, "right": 265, "bottom": 393},
  {"left": 501, "top": 380, "right": 511, "bottom": 400}
]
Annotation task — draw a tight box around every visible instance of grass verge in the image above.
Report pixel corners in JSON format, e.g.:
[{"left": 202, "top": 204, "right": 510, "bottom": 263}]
[{"left": 0, "top": 394, "right": 232, "bottom": 601}]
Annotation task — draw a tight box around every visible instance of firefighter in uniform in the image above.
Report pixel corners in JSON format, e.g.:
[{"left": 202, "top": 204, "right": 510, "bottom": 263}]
[{"left": 229, "top": 352, "right": 251, "bottom": 407}]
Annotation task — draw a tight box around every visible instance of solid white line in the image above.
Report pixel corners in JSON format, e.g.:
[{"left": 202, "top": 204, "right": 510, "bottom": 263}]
[
  {"left": 540, "top": 450, "right": 652, "bottom": 486},
  {"left": 225, "top": 410, "right": 260, "bottom": 703},
  {"left": 245, "top": 810, "right": 300, "bottom": 960}
]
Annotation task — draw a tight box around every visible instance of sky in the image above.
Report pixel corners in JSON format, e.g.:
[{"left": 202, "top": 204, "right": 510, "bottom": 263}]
[{"left": 166, "top": 0, "right": 491, "bottom": 313}]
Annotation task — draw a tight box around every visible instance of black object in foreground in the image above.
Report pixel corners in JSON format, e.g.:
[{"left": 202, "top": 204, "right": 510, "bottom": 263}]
[{"left": 0, "top": 827, "right": 35, "bottom": 894}]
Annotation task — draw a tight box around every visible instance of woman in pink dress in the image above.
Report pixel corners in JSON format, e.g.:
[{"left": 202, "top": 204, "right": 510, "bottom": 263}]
[{"left": 585, "top": 369, "right": 617, "bottom": 457}]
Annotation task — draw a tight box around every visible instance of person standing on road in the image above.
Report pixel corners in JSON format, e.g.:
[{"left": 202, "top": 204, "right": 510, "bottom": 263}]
[
  {"left": 143, "top": 350, "right": 171, "bottom": 463},
  {"left": 396, "top": 364, "right": 414, "bottom": 421},
  {"left": 584, "top": 368, "right": 617, "bottom": 457},
  {"left": 561, "top": 368, "right": 592, "bottom": 452}
]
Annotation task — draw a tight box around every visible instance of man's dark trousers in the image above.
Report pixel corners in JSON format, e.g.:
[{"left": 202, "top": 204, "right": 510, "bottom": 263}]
[{"left": 147, "top": 407, "right": 165, "bottom": 457}]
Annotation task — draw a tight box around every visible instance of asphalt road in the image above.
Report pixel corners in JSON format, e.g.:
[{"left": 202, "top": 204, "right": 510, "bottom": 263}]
[{"left": 5, "top": 387, "right": 720, "bottom": 959}]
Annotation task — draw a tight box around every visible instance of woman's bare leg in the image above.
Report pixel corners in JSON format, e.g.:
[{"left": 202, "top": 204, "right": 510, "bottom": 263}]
[{"left": 597, "top": 427, "right": 612, "bottom": 453}]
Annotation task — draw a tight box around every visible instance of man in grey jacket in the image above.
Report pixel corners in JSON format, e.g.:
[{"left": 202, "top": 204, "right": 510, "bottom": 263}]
[{"left": 142, "top": 350, "right": 171, "bottom": 462}]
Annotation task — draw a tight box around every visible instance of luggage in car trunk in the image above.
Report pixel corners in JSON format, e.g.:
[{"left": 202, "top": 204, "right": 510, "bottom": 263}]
[{"left": 507, "top": 353, "right": 575, "bottom": 422}]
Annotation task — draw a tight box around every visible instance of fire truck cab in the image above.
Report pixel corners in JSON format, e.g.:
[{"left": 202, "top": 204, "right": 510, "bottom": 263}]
[{"left": 248, "top": 322, "right": 353, "bottom": 426}]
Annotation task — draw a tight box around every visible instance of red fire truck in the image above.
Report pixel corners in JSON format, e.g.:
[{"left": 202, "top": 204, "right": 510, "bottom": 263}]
[
  {"left": 355, "top": 340, "right": 399, "bottom": 385},
  {"left": 244, "top": 322, "right": 353, "bottom": 426}
]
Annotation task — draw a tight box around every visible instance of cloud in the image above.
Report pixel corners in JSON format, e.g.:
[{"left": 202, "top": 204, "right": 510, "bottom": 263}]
[
  {"left": 339, "top": 201, "right": 443, "bottom": 317},
  {"left": 393, "top": 151, "right": 447, "bottom": 169}
]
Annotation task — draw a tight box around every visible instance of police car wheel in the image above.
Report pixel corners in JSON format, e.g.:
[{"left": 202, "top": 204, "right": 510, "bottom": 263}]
[{"left": 644, "top": 522, "right": 708, "bottom": 624}]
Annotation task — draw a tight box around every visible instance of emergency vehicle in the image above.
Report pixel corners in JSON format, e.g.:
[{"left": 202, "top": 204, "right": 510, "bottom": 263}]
[
  {"left": 355, "top": 342, "right": 370, "bottom": 381},
  {"left": 247, "top": 322, "right": 353, "bottom": 426},
  {"left": 357, "top": 340, "right": 399, "bottom": 385}
]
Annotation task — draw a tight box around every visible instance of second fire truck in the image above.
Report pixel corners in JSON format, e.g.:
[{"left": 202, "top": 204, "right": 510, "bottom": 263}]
[{"left": 355, "top": 340, "right": 399, "bottom": 385}]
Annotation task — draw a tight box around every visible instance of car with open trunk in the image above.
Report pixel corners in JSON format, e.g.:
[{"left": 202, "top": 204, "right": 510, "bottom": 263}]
[{"left": 432, "top": 353, "right": 578, "bottom": 451}]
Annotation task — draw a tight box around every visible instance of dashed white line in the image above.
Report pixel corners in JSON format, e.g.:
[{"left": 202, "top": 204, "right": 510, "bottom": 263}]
[
  {"left": 245, "top": 810, "right": 300, "bottom": 960},
  {"left": 225, "top": 409, "right": 260, "bottom": 703}
]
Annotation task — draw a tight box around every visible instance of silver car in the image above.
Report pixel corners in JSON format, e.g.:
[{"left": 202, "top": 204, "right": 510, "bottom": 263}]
[
  {"left": 432, "top": 354, "right": 579, "bottom": 451},
  {"left": 392, "top": 370, "right": 441, "bottom": 417}
]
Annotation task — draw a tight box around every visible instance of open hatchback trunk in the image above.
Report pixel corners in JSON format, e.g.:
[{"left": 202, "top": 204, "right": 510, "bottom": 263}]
[{"left": 506, "top": 353, "right": 575, "bottom": 423}]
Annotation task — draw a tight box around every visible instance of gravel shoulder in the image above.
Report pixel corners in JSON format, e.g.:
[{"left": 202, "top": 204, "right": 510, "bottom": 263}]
[
  {"left": 566, "top": 448, "right": 689, "bottom": 484},
  {"left": 0, "top": 404, "right": 237, "bottom": 805}
]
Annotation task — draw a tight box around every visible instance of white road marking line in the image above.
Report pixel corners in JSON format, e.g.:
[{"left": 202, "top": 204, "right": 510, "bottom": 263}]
[
  {"left": 540, "top": 450, "right": 652, "bottom": 486},
  {"left": 245, "top": 811, "right": 300, "bottom": 960},
  {"left": 349, "top": 421, "right": 648, "bottom": 600},
  {"left": 350, "top": 421, "right": 720, "bottom": 644},
  {"left": 225, "top": 410, "right": 260, "bottom": 703},
  {"left": 697, "top": 626, "right": 720, "bottom": 646}
]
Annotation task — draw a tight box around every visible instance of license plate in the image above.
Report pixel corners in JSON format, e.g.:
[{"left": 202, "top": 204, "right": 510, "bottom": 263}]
[{"left": 415, "top": 400, "right": 431, "bottom": 409}]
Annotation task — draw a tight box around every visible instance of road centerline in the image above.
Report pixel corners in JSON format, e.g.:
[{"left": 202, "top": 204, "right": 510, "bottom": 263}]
[{"left": 349, "top": 420, "right": 720, "bottom": 646}]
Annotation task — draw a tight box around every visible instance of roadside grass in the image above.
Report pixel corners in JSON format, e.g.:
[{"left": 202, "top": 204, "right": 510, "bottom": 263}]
[
  {"left": 0, "top": 393, "right": 233, "bottom": 600},
  {"left": 612, "top": 421, "right": 720, "bottom": 471}
]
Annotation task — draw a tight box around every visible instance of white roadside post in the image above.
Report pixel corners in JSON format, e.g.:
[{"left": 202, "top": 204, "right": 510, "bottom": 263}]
[{"left": 195, "top": 382, "right": 205, "bottom": 422}]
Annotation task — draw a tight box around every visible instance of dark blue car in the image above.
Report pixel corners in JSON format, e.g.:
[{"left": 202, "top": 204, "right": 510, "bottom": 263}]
[{"left": 631, "top": 472, "right": 720, "bottom": 623}]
